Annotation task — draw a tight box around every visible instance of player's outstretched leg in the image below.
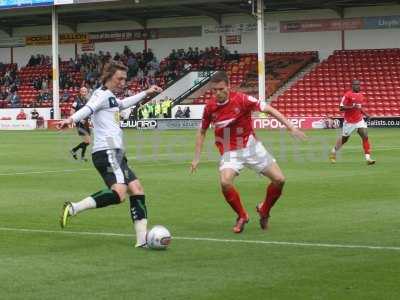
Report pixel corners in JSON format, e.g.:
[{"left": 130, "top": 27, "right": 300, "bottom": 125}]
[
  {"left": 71, "top": 142, "right": 85, "bottom": 160},
  {"left": 80, "top": 133, "right": 91, "bottom": 161},
  {"left": 257, "top": 163, "right": 285, "bottom": 230},
  {"left": 60, "top": 186, "right": 124, "bottom": 228},
  {"left": 330, "top": 136, "right": 349, "bottom": 163},
  {"left": 128, "top": 180, "right": 148, "bottom": 248},
  {"left": 80, "top": 142, "right": 90, "bottom": 161},
  {"left": 358, "top": 128, "right": 375, "bottom": 165},
  {"left": 220, "top": 169, "right": 249, "bottom": 233}
]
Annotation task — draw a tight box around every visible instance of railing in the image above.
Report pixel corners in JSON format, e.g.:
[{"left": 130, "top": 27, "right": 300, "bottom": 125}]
[{"left": 172, "top": 70, "right": 216, "bottom": 106}]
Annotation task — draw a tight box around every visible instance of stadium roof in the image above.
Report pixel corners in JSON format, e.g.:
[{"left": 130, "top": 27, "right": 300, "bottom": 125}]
[{"left": 0, "top": 0, "right": 398, "bottom": 33}]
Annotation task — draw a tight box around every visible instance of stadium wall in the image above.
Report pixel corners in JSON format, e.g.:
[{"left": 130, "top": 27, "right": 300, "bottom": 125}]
[
  {"left": 12, "top": 25, "right": 76, "bottom": 66},
  {"left": 221, "top": 10, "right": 341, "bottom": 59},
  {"left": 77, "top": 20, "right": 145, "bottom": 57},
  {"left": 3, "top": 5, "right": 400, "bottom": 66},
  {"left": 345, "top": 6, "right": 400, "bottom": 49},
  {"left": 0, "top": 108, "right": 51, "bottom": 119}
]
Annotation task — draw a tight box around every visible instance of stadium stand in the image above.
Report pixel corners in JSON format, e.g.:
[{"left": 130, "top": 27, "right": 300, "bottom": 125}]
[
  {"left": 272, "top": 49, "right": 400, "bottom": 117},
  {"left": 189, "top": 51, "right": 317, "bottom": 104},
  {"left": 0, "top": 46, "right": 231, "bottom": 114},
  {"left": 3, "top": 47, "right": 400, "bottom": 119}
]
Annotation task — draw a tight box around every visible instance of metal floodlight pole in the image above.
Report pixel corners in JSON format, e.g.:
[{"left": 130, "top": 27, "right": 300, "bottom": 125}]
[
  {"left": 256, "top": 0, "right": 266, "bottom": 102},
  {"left": 52, "top": 5, "right": 60, "bottom": 119}
]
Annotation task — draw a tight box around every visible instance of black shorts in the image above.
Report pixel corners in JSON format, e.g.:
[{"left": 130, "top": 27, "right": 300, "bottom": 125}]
[
  {"left": 92, "top": 149, "right": 138, "bottom": 188},
  {"left": 76, "top": 122, "right": 91, "bottom": 136}
]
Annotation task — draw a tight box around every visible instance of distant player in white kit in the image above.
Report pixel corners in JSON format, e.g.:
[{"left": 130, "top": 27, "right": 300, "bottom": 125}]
[
  {"left": 57, "top": 61, "right": 162, "bottom": 247},
  {"left": 330, "top": 80, "right": 376, "bottom": 165}
]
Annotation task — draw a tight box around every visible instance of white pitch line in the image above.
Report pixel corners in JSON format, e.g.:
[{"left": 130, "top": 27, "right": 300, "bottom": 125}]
[{"left": 0, "top": 227, "right": 399, "bottom": 252}]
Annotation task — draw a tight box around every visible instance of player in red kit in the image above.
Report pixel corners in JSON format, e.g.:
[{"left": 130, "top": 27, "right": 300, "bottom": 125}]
[
  {"left": 330, "top": 80, "right": 376, "bottom": 165},
  {"left": 190, "top": 71, "right": 307, "bottom": 233}
]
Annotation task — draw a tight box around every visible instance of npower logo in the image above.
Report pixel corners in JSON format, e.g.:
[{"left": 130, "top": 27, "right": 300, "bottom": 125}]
[{"left": 253, "top": 118, "right": 306, "bottom": 129}]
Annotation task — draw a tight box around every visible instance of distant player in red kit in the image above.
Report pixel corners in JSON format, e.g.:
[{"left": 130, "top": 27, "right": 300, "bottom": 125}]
[
  {"left": 330, "top": 80, "right": 376, "bottom": 165},
  {"left": 190, "top": 71, "right": 307, "bottom": 233}
]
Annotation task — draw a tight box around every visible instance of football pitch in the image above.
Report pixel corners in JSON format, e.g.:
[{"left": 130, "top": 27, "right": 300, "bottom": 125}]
[{"left": 1, "top": 128, "right": 399, "bottom": 300}]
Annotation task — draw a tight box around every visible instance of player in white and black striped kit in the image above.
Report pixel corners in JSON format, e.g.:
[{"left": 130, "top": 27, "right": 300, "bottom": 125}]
[
  {"left": 70, "top": 87, "right": 91, "bottom": 161},
  {"left": 57, "top": 61, "right": 162, "bottom": 248}
]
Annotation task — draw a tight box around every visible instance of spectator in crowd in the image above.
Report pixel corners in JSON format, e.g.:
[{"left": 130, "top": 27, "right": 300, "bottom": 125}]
[
  {"left": 61, "top": 90, "right": 71, "bottom": 103},
  {"left": 129, "top": 106, "right": 139, "bottom": 121},
  {"left": 0, "top": 86, "right": 8, "bottom": 101},
  {"left": 177, "top": 49, "right": 186, "bottom": 60},
  {"left": 9, "top": 91, "right": 20, "bottom": 108},
  {"left": 166, "top": 70, "right": 177, "bottom": 82},
  {"left": 36, "top": 91, "right": 45, "bottom": 105},
  {"left": 4, "top": 70, "right": 13, "bottom": 85},
  {"left": 31, "top": 108, "right": 44, "bottom": 128},
  {"left": 36, "top": 89, "right": 52, "bottom": 105},
  {"left": 41, "top": 77, "right": 49, "bottom": 90},
  {"left": 161, "top": 97, "right": 173, "bottom": 118},
  {"left": 127, "top": 55, "right": 139, "bottom": 79},
  {"left": 33, "top": 77, "right": 42, "bottom": 90},
  {"left": 144, "top": 48, "right": 154, "bottom": 64},
  {"left": 147, "top": 57, "right": 160, "bottom": 77},
  {"left": 185, "top": 47, "right": 195, "bottom": 60},
  {"left": 183, "top": 106, "right": 191, "bottom": 118},
  {"left": 193, "top": 47, "right": 200, "bottom": 62},
  {"left": 16, "top": 108, "right": 27, "bottom": 120},
  {"left": 27, "top": 55, "right": 35, "bottom": 66},
  {"left": 14, "top": 75, "right": 21, "bottom": 87},
  {"left": 220, "top": 46, "right": 230, "bottom": 60},
  {"left": 231, "top": 50, "right": 240, "bottom": 61},
  {"left": 31, "top": 108, "right": 39, "bottom": 120},
  {"left": 169, "top": 49, "right": 178, "bottom": 61},
  {"left": 27, "top": 54, "right": 50, "bottom": 67},
  {"left": 83, "top": 82, "right": 95, "bottom": 98},
  {"left": 9, "top": 82, "right": 18, "bottom": 94},
  {"left": 123, "top": 89, "right": 134, "bottom": 98},
  {"left": 175, "top": 106, "right": 183, "bottom": 118},
  {"left": 113, "top": 52, "right": 121, "bottom": 61},
  {"left": 140, "top": 103, "right": 150, "bottom": 119},
  {"left": 123, "top": 46, "right": 131, "bottom": 57},
  {"left": 154, "top": 100, "right": 162, "bottom": 118}
]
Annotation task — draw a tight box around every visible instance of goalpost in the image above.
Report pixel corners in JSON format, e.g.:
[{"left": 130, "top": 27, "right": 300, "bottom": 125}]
[
  {"left": 51, "top": 5, "right": 61, "bottom": 119},
  {"left": 255, "top": 0, "right": 266, "bottom": 102}
]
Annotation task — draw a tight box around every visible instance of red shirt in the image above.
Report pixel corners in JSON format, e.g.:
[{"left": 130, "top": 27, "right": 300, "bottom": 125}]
[
  {"left": 201, "top": 91, "right": 262, "bottom": 155},
  {"left": 340, "top": 90, "right": 366, "bottom": 123},
  {"left": 16, "top": 112, "right": 27, "bottom": 120}
]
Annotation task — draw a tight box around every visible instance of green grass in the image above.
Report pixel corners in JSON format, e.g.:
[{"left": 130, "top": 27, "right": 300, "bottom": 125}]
[{"left": 0, "top": 128, "right": 399, "bottom": 300}]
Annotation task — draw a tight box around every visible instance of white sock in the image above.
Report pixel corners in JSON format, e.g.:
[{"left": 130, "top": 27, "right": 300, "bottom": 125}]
[
  {"left": 134, "top": 219, "right": 148, "bottom": 247},
  {"left": 331, "top": 147, "right": 336, "bottom": 154},
  {"left": 365, "top": 154, "right": 371, "bottom": 160},
  {"left": 70, "top": 197, "right": 97, "bottom": 215}
]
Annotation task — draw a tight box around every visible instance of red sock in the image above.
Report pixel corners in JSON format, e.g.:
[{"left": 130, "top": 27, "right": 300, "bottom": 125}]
[
  {"left": 260, "top": 183, "right": 283, "bottom": 216},
  {"left": 222, "top": 186, "right": 247, "bottom": 219},
  {"left": 362, "top": 137, "right": 371, "bottom": 154}
]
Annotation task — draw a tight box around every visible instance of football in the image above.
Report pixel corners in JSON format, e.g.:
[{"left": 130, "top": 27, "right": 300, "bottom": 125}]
[{"left": 146, "top": 225, "right": 172, "bottom": 250}]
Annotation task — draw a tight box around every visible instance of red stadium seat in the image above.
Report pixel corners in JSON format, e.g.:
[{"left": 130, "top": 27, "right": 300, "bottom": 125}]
[{"left": 273, "top": 49, "right": 400, "bottom": 117}]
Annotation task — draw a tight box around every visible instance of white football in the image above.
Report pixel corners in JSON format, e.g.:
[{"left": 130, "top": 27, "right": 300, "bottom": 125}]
[{"left": 146, "top": 225, "right": 172, "bottom": 250}]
